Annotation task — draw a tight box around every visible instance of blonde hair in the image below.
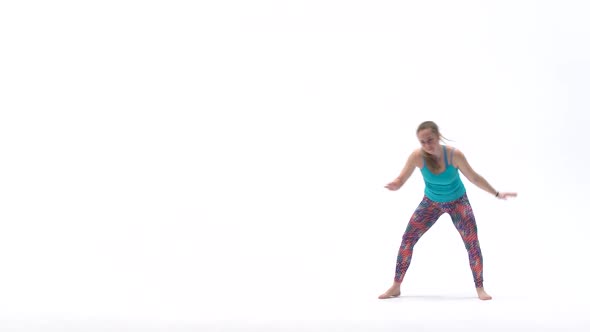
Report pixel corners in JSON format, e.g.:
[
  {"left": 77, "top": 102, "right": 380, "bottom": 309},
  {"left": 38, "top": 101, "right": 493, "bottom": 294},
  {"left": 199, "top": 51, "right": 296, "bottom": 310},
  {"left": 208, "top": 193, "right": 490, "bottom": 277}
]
[{"left": 416, "top": 121, "right": 450, "bottom": 172}]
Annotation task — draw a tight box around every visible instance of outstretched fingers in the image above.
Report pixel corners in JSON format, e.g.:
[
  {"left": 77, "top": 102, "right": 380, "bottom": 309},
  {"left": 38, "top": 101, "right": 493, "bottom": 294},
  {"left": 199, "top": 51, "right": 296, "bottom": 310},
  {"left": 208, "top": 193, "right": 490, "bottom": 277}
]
[{"left": 498, "top": 192, "right": 518, "bottom": 200}]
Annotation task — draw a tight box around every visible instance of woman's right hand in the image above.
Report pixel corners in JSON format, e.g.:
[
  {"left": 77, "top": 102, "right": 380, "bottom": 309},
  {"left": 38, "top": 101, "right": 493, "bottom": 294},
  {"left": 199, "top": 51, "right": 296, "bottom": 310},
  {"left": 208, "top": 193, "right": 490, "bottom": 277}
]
[{"left": 385, "top": 179, "right": 402, "bottom": 191}]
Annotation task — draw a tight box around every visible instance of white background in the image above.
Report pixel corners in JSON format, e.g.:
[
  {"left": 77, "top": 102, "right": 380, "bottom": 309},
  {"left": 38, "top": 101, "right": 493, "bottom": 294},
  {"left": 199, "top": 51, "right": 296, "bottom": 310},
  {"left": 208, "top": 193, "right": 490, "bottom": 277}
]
[{"left": 1, "top": 1, "right": 589, "bottom": 331}]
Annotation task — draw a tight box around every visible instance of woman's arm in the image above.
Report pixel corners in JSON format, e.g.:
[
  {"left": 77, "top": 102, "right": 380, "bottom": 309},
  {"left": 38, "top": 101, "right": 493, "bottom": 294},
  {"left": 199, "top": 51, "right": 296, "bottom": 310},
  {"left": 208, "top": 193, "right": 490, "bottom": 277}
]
[
  {"left": 454, "top": 149, "right": 517, "bottom": 199},
  {"left": 385, "top": 150, "right": 420, "bottom": 191}
]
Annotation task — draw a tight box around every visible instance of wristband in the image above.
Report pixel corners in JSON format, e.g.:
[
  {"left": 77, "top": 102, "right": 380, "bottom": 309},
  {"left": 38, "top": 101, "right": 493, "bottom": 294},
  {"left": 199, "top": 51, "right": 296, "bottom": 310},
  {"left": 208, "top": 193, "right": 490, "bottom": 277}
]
[{"left": 495, "top": 191, "right": 499, "bottom": 197}]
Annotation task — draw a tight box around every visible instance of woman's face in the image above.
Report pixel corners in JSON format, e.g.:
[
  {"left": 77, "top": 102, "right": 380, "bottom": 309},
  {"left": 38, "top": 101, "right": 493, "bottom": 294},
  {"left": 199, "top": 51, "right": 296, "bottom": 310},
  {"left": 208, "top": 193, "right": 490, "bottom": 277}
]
[{"left": 417, "top": 128, "right": 439, "bottom": 154}]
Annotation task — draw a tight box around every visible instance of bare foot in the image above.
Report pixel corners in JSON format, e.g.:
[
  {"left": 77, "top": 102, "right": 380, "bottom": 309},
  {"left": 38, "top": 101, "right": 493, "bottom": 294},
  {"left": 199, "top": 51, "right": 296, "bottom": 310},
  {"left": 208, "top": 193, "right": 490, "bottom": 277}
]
[
  {"left": 476, "top": 287, "right": 492, "bottom": 300},
  {"left": 378, "top": 282, "right": 401, "bottom": 299}
]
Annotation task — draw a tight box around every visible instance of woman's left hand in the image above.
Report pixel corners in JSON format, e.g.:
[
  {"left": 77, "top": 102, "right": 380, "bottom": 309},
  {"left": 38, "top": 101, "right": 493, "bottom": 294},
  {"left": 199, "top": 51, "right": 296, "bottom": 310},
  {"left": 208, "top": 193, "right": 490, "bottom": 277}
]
[{"left": 497, "top": 192, "right": 518, "bottom": 200}]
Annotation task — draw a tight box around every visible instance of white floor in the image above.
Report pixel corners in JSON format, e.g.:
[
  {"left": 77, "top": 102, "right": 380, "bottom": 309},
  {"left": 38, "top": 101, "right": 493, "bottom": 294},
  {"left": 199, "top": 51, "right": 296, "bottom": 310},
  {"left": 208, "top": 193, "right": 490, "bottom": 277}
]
[{"left": 1, "top": 288, "right": 588, "bottom": 331}]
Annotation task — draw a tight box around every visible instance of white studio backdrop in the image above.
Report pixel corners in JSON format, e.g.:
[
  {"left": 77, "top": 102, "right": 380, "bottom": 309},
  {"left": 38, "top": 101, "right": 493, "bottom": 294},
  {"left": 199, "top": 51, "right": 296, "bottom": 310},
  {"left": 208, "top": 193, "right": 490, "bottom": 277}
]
[{"left": 0, "top": 0, "right": 589, "bottom": 327}]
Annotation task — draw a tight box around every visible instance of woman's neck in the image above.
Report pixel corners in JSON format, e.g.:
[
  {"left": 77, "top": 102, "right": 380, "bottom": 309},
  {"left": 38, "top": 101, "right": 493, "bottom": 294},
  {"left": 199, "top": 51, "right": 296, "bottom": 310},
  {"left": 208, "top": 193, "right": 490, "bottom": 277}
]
[{"left": 429, "top": 145, "right": 444, "bottom": 160}]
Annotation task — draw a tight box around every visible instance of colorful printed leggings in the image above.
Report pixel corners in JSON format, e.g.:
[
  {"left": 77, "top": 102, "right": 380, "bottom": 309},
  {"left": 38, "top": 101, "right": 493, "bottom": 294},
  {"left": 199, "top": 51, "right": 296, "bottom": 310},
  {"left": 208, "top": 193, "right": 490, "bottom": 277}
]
[{"left": 395, "top": 194, "right": 484, "bottom": 287}]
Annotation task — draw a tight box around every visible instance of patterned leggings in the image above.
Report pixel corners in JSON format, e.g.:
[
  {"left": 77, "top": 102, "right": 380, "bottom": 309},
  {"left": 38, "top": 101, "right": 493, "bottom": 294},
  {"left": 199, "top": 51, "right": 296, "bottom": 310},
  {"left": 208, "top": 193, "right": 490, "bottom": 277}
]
[{"left": 394, "top": 194, "right": 484, "bottom": 288}]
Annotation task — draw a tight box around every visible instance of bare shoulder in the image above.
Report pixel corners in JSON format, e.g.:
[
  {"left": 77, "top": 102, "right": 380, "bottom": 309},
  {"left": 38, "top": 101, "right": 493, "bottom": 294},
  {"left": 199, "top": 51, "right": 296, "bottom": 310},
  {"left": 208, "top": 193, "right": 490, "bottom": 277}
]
[
  {"left": 409, "top": 148, "right": 422, "bottom": 167},
  {"left": 451, "top": 147, "right": 466, "bottom": 158},
  {"left": 449, "top": 147, "right": 467, "bottom": 166},
  {"left": 449, "top": 147, "right": 479, "bottom": 179}
]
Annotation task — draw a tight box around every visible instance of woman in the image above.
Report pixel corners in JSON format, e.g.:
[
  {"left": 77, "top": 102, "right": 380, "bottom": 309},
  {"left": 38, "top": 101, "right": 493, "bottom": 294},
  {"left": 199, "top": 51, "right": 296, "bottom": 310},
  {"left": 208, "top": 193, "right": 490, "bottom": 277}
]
[{"left": 378, "top": 121, "right": 517, "bottom": 301}]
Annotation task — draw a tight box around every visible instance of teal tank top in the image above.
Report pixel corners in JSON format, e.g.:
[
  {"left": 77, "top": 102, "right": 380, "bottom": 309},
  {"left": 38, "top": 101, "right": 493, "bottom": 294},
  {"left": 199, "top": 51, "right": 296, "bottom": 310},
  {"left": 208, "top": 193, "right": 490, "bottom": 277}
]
[{"left": 420, "top": 146, "right": 466, "bottom": 202}]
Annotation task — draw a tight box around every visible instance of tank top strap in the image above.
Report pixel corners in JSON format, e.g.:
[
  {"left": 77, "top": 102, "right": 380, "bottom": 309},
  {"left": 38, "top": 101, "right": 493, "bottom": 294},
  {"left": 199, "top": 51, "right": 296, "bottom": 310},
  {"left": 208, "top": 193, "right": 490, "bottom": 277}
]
[{"left": 442, "top": 145, "right": 449, "bottom": 166}]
